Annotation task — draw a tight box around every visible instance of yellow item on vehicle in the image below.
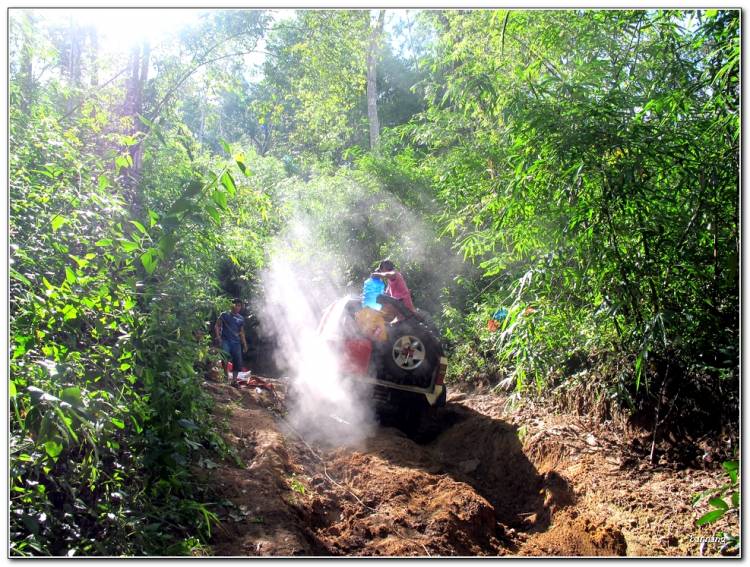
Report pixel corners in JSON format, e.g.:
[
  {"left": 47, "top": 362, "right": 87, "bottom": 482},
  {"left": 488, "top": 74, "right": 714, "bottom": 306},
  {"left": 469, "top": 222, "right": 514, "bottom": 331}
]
[{"left": 355, "top": 306, "right": 388, "bottom": 342}]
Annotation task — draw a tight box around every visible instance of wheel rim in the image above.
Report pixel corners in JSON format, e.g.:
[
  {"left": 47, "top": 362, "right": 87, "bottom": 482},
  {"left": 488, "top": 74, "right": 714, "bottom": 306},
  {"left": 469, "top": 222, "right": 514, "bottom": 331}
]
[{"left": 392, "top": 335, "right": 426, "bottom": 370}]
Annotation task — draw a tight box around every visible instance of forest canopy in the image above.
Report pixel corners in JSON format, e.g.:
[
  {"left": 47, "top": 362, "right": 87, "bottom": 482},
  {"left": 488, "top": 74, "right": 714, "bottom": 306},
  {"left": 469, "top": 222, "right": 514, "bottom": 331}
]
[{"left": 8, "top": 8, "right": 738, "bottom": 556}]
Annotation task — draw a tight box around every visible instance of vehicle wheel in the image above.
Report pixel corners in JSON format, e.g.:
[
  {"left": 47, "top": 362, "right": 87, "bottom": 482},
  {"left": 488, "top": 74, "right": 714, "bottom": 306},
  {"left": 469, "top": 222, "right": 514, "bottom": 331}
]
[{"left": 382, "top": 321, "right": 441, "bottom": 388}]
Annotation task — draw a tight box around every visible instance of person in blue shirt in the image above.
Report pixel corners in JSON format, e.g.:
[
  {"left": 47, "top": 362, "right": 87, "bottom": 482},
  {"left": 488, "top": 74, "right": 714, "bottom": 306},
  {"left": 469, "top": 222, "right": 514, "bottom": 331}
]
[{"left": 214, "top": 298, "right": 248, "bottom": 383}]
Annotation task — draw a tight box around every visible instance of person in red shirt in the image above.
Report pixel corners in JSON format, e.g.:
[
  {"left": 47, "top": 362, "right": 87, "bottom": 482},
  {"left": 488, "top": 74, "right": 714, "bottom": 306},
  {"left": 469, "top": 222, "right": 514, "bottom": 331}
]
[{"left": 371, "top": 260, "right": 416, "bottom": 314}]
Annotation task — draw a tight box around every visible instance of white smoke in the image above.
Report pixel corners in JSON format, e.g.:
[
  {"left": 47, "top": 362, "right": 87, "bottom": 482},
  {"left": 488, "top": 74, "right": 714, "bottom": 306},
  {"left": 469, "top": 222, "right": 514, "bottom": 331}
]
[
  {"left": 255, "top": 258, "right": 377, "bottom": 446},
  {"left": 250, "top": 171, "right": 463, "bottom": 445}
]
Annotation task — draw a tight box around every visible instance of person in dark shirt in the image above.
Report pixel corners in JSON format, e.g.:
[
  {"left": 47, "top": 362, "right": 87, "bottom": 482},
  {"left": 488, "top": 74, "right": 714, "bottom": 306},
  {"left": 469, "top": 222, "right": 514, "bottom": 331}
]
[{"left": 214, "top": 298, "right": 248, "bottom": 383}]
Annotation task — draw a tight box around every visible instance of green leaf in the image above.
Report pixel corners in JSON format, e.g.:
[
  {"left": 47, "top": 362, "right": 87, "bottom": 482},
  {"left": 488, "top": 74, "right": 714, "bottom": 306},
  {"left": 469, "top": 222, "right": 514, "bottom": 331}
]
[
  {"left": 111, "top": 418, "right": 125, "bottom": 429},
  {"left": 95, "top": 238, "right": 113, "bottom": 247},
  {"left": 153, "top": 126, "right": 167, "bottom": 146},
  {"left": 141, "top": 250, "right": 158, "bottom": 276},
  {"left": 54, "top": 406, "right": 78, "bottom": 443},
  {"left": 212, "top": 190, "right": 227, "bottom": 210},
  {"left": 44, "top": 440, "right": 63, "bottom": 460},
  {"left": 158, "top": 234, "right": 176, "bottom": 256},
  {"left": 10, "top": 381, "right": 17, "bottom": 397},
  {"left": 61, "top": 387, "right": 84, "bottom": 408},
  {"left": 205, "top": 204, "right": 221, "bottom": 223},
  {"left": 183, "top": 180, "right": 204, "bottom": 198},
  {"left": 635, "top": 348, "right": 646, "bottom": 392},
  {"left": 178, "top": 419, "right": 200, "bottom": 430},
  {"left": 695, "top": 509, "right": 725, "bottom": 526},
  {"left": 220, "top": 171, "right": 236, "bottom": 197},
  {"left": 722, "top": 461, "right": 739, "bottom": 471},
  {"left": 130, "top": 221, "right": 147, "bottom": 234},
  {"left": 21, "top": 513, "right": 40, "bottom": 536},
  {"left": 167, "top": 198, "right": 192, "bottom": 215},
  {"left": 51, "top": 216, "right": 65, "bottom": 232},
  {"left": 65, "top": 266, "right": 76, "bottom": 284},
  {"left": 709, "top": 496, "right": 729, "bottom": 511},
  {"left": 234, "top": 153, "right": 251, "bottom": 176},
  {"left": 10, "top": 268, "right": 32, "bottom": 286},
  {"left": 159, "top": 216, "right": 180, "bottom": 231},
  {"left": 137, "top": 113, "right": 153, "bottom": 127},
  {"left": 98, "top": 175, "right": 111, "bottom": 191},
  {"left": 37, "top": 410, "right": 55, "bottom": 445},
  {"left": 62, "top": 305, "right": 78, "bottom": 321},
  {"left": 119, "top": 240, "right": 139, "bottom": 253},
  {"left": 220, "top": 138, "right": 232, "bottom": 156}
]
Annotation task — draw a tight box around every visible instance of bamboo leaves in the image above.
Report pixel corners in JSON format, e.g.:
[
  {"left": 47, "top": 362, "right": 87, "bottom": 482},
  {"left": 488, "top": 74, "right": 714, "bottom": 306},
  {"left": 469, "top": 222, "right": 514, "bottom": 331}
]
[{"left": 426, "top": 9, "right": 738, "bottom": 401}]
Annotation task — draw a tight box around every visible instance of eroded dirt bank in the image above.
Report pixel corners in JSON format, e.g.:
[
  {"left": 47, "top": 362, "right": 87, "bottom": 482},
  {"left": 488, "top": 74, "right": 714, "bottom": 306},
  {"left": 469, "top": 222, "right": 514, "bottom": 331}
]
[{"left": 198, "top": 379, "right": 737, "bottom": 557}]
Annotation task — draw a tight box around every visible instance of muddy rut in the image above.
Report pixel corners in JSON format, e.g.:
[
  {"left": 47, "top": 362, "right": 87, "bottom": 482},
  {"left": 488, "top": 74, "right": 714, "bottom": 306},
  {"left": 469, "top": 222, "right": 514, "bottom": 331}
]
[{"left": 198, "top": 379, "right": 736, "bottom": 557}]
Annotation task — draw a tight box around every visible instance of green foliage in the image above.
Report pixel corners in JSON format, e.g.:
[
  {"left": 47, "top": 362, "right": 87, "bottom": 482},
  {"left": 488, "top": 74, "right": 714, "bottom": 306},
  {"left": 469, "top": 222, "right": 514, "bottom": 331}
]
[
  {"left": 289, "top": 473, "right": 306, "bottom": 494},
  {"left": 8, "top": 8, "right": 740, "bottom": 554},
  {"left": 692, "top": 461, "right": 739, "bottom": 552},
  {"left": 411, "top": 9, "right": 739, "bottom": 410},
  {"left": 9, "top": 45, "right": 254, "bottom": 551}
]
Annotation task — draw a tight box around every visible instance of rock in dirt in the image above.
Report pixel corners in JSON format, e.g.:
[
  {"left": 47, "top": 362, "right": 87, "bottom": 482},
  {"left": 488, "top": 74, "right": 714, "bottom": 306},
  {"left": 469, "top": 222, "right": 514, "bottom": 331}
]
[{"left": 459, "top": 459, "right": 481, "bottom": 473}]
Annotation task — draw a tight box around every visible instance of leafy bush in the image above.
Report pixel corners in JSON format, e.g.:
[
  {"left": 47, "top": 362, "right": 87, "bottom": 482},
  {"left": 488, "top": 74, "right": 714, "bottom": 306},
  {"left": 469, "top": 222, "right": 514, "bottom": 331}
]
[
  {"left": 693, "top": 461, "right": 740, "bottom": 553},
  {"left": 9, "top": 93, "right": 251, "bottom": 554}
]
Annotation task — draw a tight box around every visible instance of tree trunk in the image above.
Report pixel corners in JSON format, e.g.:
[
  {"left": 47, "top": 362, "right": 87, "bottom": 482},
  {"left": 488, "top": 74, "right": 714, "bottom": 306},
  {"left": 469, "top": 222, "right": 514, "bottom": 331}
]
[
  {"left": 67, "top": 15, "right": 82, "bottom": 115},
  {"left": 19, "top": 11, "right": 35, "bottom": 115},
  {"left": 198, "top": 88, "right": 207, "bottom": 156},
  {"left": 404, "top": 10, "right": 424, "bottom": 103},
  {"left": 121, "top": 40, "right": 149, "bottom": 214},
  {"left": 88, "top": 25, "right": 99, "bottom": 87},
  {"left": 132, "top": 39, "right": 150, "bottom": 173},
  {"left": 123, "top": 44, "right": 140, "bottom": 125},
  {"left": 366, "top": 10, "right": 385, "bottom": 154}
]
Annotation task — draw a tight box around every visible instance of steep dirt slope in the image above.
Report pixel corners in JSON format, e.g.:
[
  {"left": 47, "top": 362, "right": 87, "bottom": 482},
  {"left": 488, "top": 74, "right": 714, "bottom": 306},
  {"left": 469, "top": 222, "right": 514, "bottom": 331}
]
[{"left": 199, "top": 379, "right": 737, "bottom": 557}]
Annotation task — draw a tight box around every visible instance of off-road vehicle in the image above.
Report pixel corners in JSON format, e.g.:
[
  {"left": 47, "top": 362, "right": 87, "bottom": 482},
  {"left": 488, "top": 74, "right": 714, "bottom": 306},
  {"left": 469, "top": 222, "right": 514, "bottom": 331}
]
[{"left": 287, "top": 291, "right": 448, "bottom": 439}]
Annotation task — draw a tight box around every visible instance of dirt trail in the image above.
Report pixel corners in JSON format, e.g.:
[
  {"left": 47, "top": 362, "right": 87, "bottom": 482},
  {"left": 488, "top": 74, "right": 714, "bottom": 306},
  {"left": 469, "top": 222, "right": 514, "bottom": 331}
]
[{"left": 198, "top": 379, "right": 737, "bottom": 557}]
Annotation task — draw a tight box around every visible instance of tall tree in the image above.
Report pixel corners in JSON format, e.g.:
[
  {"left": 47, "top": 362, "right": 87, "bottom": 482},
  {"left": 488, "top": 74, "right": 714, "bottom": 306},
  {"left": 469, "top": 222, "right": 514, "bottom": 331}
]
[{"left": 366, "top": 9, "right": 386, "bottom": 153}]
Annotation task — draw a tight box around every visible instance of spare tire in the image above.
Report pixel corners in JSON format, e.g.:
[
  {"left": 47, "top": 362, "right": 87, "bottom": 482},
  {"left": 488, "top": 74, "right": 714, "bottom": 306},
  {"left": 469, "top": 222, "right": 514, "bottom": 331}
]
[{"left": 381, "top": 321, "right": 441, "bottom": 388}]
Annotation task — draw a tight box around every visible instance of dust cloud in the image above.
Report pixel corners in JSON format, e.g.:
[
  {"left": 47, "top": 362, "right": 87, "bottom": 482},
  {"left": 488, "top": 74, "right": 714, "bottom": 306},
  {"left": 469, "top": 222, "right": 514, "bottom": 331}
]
[
  {"left": 255, "top": 259, "right": 377, "bottom": 446},
  {"left": 251, "top": 174, "right": 462, "bottom": 445}
]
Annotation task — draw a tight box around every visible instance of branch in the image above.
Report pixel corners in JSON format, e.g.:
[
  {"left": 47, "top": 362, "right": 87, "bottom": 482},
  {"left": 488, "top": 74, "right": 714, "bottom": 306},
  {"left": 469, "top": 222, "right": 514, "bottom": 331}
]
[
  {"left": 60, "top": 66, "right": 129, "bottom": 121},
  {"left": 147, "top": 49, "right": 267, "bottom": 125}
]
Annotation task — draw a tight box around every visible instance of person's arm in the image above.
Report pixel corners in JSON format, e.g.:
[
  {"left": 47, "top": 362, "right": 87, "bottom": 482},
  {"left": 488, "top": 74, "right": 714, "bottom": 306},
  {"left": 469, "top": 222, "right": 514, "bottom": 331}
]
[
  {"left": 371, "top": 270, "right": 397, "bottom": 280},
  {"left": 239, "top": 325, "right": 248, "bottom": 352},
  {"left": 214, "top": 317, "right": 223, "bottom": 343}
]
